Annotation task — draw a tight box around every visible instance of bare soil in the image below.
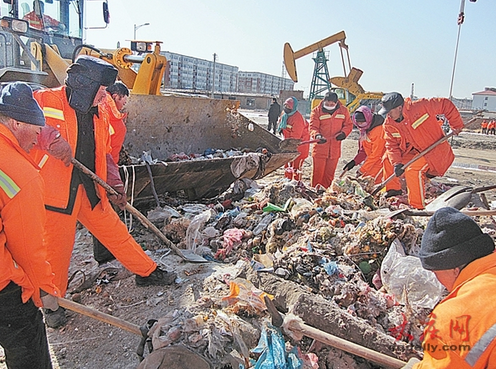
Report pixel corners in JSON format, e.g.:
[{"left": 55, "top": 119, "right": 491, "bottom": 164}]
[{"left": 0, "top": 111, "right": 494, "bottom": 369}]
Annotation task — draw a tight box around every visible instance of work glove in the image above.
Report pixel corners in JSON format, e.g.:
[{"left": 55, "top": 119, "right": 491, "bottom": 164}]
[
  {"left": 40, "top": 290, "right": 59, "bottom": 312},
  {"left": 37, "top": 126, "right": 73, "bottom": 166},
  {"left": 106, "top": 154, "right": 127, "bottom": 210},
  {"left": 315, "top": 134, "right": 327, "bottom": 144},
  {"left": 335, "top": 131, "right": 346, "bottom": 141},
  {"left": 400, "top": 357, "right": 420, "bottom": 369},
  {"left": 394, "top": 163, "right": 405, "bottom": 177},
  {"left": 343, "top": 160, "right": 356, "bottom": 171}
]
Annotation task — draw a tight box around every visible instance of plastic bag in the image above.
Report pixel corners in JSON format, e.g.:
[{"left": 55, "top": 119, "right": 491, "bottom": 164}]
[
  {"left": 185, "top": 210, "right": 212, "bottom": 251},
  {"left": 252, "top": 324, "right": 302, "bottom": 369},
  {"left": 381, "top": 239, "right": 444, "bottom": 309}
]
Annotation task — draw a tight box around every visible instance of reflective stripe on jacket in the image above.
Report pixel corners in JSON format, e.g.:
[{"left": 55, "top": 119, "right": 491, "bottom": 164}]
[
  {"left": 30, "top": 86, "right": 112, "bottom": 211},
  {"left": 415, "top": 252, "right": 496, "bottom": 369},
  {"left": 309, "top": 101, "right": 352, "bottom": 159},
  {"left": 383, "top": 97, "right": 464, "bottom": 177},
  {"left": 0, "top": 125, "right": 59, "bottom": 307}
]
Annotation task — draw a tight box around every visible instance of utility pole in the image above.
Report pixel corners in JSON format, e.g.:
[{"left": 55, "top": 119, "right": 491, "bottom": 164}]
[
  {"left": 411, "top": 83, "right": 415, "bottom": 100},
  {"left": 211, "top": 53, "right": 217, "bottom": 98}
]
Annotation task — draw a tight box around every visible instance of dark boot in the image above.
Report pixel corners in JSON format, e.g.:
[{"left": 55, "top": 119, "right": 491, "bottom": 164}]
[
  {"left": 44, "top": 307, "right": 67, "bottom": 328},
  {"left": 135, "top": 267, "right": 177, "bottom": 286},
  {"left": 385, "top": 189, "right": 403, "bottom": 198}
]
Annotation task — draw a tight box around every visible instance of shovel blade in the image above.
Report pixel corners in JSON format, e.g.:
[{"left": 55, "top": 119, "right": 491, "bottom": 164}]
[{"left": 425, "top": 185, "right": 472, "bottom": 212}]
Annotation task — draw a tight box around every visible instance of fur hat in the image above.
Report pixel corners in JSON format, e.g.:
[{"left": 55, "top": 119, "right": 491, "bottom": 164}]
[
  {"left": 419, "top": 207, "right": 494, "bottom": 270},
  {"left": 65, "top": 55, "right": 118, "bottom": 113},
  {"left": 0, "top": 82, "right": 45, "bottom": 126}
]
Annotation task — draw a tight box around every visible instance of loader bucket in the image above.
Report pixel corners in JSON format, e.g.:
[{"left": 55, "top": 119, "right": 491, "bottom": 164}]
[{"left": 122, "top": 94, "right": 298, "bottom": 201}]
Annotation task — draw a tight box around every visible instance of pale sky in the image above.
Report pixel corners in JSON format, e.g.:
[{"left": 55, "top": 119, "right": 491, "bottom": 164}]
[{"left": 84, "top": 0, "right": 495, "bottom": 99}]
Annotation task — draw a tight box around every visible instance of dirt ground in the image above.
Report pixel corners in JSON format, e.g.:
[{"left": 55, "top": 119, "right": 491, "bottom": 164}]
[{"left": 0, "top": 110, "right": 494, "bottom": 369}]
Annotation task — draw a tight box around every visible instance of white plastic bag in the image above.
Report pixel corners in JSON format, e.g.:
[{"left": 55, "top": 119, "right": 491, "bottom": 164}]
[{"left": 381, "top": 239, "right": 444, "bottom": 309}]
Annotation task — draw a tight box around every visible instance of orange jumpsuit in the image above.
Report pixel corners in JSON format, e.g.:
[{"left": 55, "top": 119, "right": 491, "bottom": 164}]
[
  {"left": 101, "top": 93, "right": 127, "bottom": 165},
  {"left": 0, "top": 125, "right": 59, "bottom": 306},
  {"left": 309, "top": 101, "right": 353, "bottom": 188},
  {"left": 481, "top": 120, "right": 488, "bottom": 134},
  {"left": 352, "top": 115, "right": 386, "bottom": 184},
  {"left": 281, "top": 110, "right": 310, "bottom": 180},
  {"left": 488, "top": 120, "right": 496, "bottom": 135},
  {"left": 30, "top": 87, "right": 156, "bottom": 294},
  {"left": 23, "top": 11, "right": 61, "bottom": 30},
  {"left": 414, "top": 252, "right": 496, "bottom": 369},
  {"left": 383, "top": 98, "right": 464, "bottom": 209}
]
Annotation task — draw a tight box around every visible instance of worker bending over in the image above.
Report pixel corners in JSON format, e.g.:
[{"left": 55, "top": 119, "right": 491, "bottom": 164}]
[
  {"left": 277, "top": 97, "right": 310, "bottom": 181},
  {"left": 380, "top": 92, "right": 463, "bottom": 209},
  {"left": 0, "top": 82, "right": 60, "bottom": 369},
  {"left": 309, "top": 91, "right": 353, "bottom": 188},
  {"left": 30, "top": 56, "right": 176, "bottom": 328},
  {"left": 402, "top": 207, "right": 496, "bottom": 369},
  {"left": 342, "top": 105, "right": 386, "bottom": 184}
]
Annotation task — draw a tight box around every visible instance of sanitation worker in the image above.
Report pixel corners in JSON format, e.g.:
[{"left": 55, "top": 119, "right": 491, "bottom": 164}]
[
  {"left": 277, "top": 97, "right": 310, "bottom": 181},
  {"left": 342, "top": 105, "right": 386, "bottom": 184},
  {"left": 93, "top": 81, "right": 130, "bottom": 265},
  {"left": 268, "top": 97, "right": 281, "bottom": 135},
  {"left": 30, "top": 55, "right": 177, "bottom": 328},
  {"left": 379, "top": 92, "right": 464, "bottom": 209},
  {"left": 309, "top": 91, "right": 353, "bottom": 188},
  {"left": 488, "top": 119, "right": 496, "bottom": 135},
  {"left": 0, "top": 82, "right": 60, "bottom": 369},
  {"left": 401, "top": 206, "right": 496, "bottom": 369},
  {"left": 481, "top": 120, "right": 488, "bottom": 135}
]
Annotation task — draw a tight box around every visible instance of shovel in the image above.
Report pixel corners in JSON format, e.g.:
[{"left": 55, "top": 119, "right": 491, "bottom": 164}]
[
  {"left": 385, "top": 208, "right": 496, "bottom": 219},
  {"left": 71, "top": 159, "right": 208, "bottom": 263},
  {"left": 425, "top": 184, "right": 496, "bottom": 212},
  {"left": 263, "top": 296, "right": 407, "bottom": 368}
]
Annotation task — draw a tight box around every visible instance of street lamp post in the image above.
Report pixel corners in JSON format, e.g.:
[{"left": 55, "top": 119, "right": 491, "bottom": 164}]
[{"left": 133, "top": 22, "right": 150, "bottom": 40}]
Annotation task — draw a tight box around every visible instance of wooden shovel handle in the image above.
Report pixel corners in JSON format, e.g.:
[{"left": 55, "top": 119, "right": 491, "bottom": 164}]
[
  {"left": 58, "top": 297, "right": 143, "bottom": 336},
  {"left": 286, "top": 318, "right": 407, "bottom": 368},
  {"left": 70, "top": 158, "right": 189, "bottom": 262}
]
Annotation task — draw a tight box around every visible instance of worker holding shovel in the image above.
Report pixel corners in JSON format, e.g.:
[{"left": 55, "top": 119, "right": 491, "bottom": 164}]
[
  {"left": 30, "top": 56, "right": 177, "bottom": 329},
  {"left": 277, "top": 97, "right": 310, "bottom": 181},
  {"left": 342, "top": 105, "right": 386, "bottom": 183},
  {"left": 380, "top": 92, "right": 464, "bottom": 209},
  {"left": 0, "top": 82, "right": 60, "bottom": 369}
]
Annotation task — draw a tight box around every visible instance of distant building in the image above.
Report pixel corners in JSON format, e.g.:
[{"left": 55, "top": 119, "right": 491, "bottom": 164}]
[
  {"left": 162, "top": 51, "right": 238, "bottom": 93},
  {"left": 237, "top": 71, "right": 294, "bottom": 95},
  {"left": 160, "top": 51, "right": 293, "bottom": 96},
  {"left": 472, "top": 88, "right": 496, "bottom": 112}
]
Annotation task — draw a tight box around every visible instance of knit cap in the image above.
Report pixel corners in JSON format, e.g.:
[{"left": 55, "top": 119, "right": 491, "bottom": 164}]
[
  {"left": 419, "top": 207, "right": 494, "bottom": 270},
  {"left": 0, "top": 82, "right": 45, "bottom": 126}
]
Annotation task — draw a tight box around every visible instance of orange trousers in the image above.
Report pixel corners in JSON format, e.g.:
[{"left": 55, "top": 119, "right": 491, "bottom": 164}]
[
  {"left": 44, "top": 185, "right": 156, "bottom": 294},
  {"left": 383, "top": 156, "right": 429, "bottom": 209},
  {"left": 284, "top": 155, "right": 307, "bottom": 181},
  {"left": 311, "top": 157, "right": 339, "bottom": 188}
]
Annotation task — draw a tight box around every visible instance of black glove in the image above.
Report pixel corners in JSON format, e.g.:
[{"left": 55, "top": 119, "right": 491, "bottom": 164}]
[
  {"left": 335, "top": 131, "right": 346, "bottom": 141},
  {"left": 394, "top": 163, "right": 405, "bottom": 177},
  {"left": 315, "top": 134, "right": 327, "bottom": 144},
  {"left": 343, "top": 160, "right": 356, "bottom": 171}
]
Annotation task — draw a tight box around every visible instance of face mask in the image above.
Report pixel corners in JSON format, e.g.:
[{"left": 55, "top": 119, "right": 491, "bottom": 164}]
[
  {"left": 284, "top": 107, "right": 292, "bottom": 114},
  {"left": 323, "top": 103, "right": 336, "bottom": 110}
]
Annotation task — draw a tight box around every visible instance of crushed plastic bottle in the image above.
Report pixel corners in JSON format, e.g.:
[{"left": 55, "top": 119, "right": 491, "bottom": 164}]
[{"left": 252, "top": 213, "right": 275, "bottom": 236}]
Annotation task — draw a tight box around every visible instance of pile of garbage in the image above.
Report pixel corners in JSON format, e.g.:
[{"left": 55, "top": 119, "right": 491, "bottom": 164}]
[{"left": 114, "top": 173, "right": 496, "bottom": 369}]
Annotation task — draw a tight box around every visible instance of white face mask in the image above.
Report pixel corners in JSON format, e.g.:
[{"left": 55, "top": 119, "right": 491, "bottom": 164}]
[{"left": 323, "top": 102, "right": 336, "bottom": 110}]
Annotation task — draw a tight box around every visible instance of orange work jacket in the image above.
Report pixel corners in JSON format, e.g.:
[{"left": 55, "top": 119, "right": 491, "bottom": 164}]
[
  {"left": 0, "top": 125, "right": 59, "bottom": 307},
  {"left": 488, "top": 121, "right": 496, "bottom": 130},
  {"left": 415, "top": 252, "right": 496, "bottom": 369},
  {"left": 30, "top": 86, "right": 112, "bottom": 212},
  {"left": 383, "top": 98, "right": 464, "bottom": 177},
  {"left": 101, "top": 93, "right": 127, "bottom": 164},
  {"left": 281, "top": 110, "right": 310, "bottom": 160},
  {"left": 481, "top": 121, "right": 488, "bottom": 129},
  {"left": 358, "top": 124, "right": 386, "bottom": 178},
  {"left": 309, "top": 101, "right": 353, "bottom": 159}
]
